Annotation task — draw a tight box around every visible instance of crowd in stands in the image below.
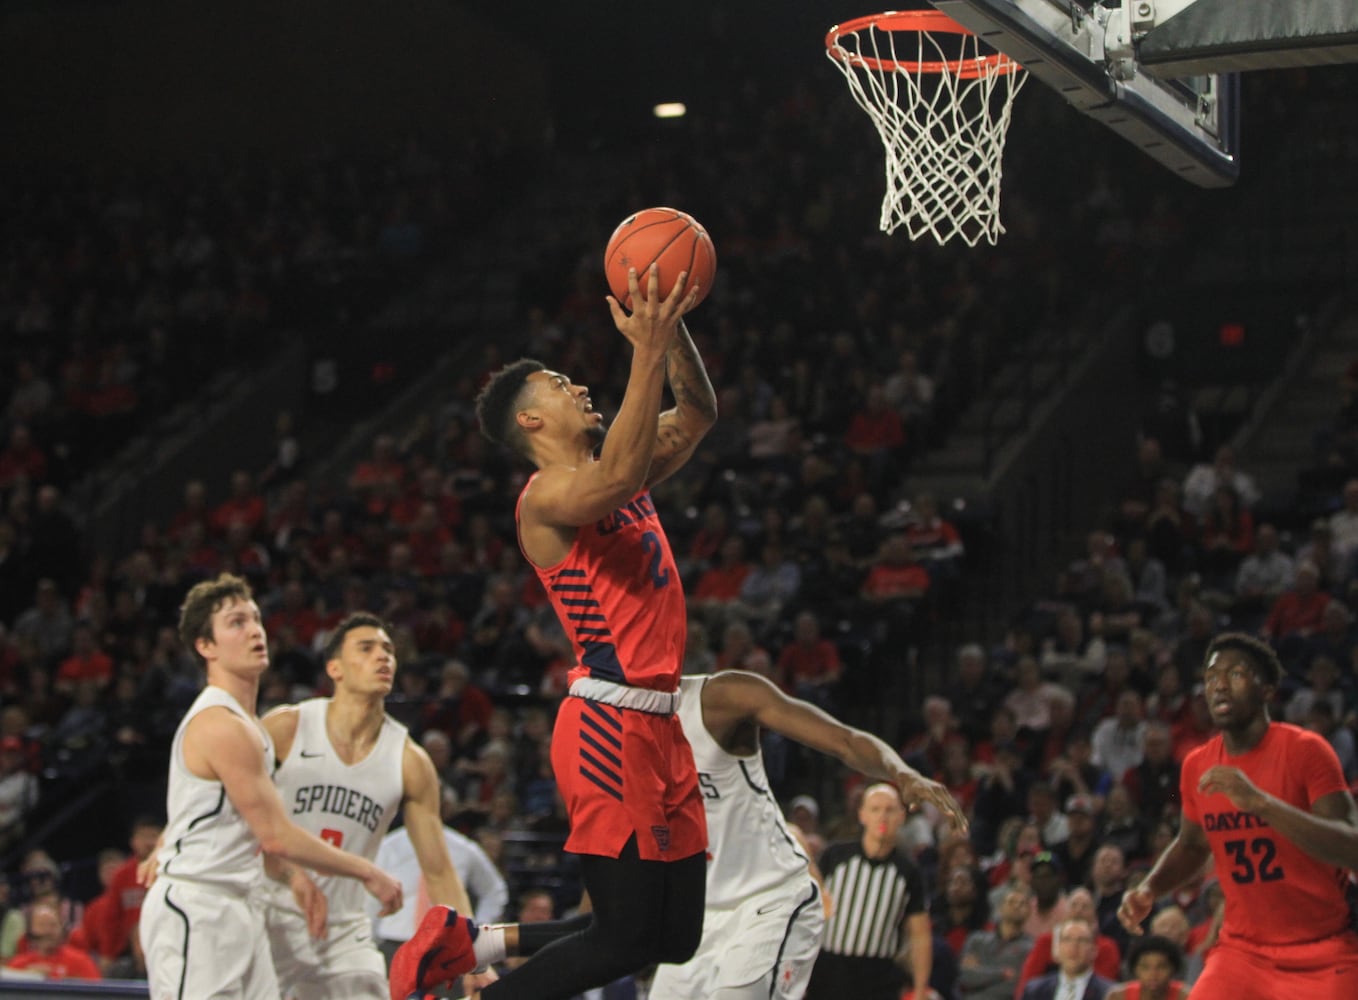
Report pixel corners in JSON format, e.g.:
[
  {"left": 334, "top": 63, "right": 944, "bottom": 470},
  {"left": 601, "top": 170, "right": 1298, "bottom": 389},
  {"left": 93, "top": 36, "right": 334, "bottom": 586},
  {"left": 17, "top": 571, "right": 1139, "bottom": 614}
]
[{"left": 0, "top": 48, "right": 1354, "bottom": 1000}]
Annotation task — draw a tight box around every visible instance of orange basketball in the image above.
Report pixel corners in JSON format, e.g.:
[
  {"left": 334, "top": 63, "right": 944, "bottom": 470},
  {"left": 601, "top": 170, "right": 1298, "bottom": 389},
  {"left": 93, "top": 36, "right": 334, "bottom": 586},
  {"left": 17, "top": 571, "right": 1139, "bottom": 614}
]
[{"left": 603, "top": 207, "right": 717, "bottom": 311}]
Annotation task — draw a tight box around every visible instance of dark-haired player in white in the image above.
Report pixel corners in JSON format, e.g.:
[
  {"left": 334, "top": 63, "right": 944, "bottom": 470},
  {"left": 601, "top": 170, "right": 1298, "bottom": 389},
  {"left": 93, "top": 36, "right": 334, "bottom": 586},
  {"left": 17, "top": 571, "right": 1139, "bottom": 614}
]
[{"left": 650, "top": 670, "right": 964, "bottom": 1000}]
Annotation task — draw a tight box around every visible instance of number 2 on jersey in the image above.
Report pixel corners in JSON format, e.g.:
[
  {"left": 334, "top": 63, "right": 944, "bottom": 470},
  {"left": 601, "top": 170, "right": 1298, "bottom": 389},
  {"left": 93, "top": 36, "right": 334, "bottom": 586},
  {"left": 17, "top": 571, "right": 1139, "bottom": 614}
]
[
  {"left": 640, "top": 531, "right": 671, "bottom": 589},
  {"left": 320, "top": 828, "right": 345, "bottom": 849}
]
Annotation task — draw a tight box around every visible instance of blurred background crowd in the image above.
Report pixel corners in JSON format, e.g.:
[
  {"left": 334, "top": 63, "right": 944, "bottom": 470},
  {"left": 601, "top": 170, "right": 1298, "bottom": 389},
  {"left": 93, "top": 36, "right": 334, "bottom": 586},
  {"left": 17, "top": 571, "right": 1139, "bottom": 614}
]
[{"left": 1, "top": 1, "right": 1357, "bottom": 996}]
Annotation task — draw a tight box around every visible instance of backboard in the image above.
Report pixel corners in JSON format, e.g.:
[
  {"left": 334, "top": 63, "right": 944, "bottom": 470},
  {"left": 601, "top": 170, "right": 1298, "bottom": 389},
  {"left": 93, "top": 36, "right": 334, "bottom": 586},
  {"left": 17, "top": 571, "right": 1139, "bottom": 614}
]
[
  {"left": 933, "top": 0, "right": 1358, "bottom": 187},
  {"left": 931, "top": 0, "right": 1240, "bottom": 186}
]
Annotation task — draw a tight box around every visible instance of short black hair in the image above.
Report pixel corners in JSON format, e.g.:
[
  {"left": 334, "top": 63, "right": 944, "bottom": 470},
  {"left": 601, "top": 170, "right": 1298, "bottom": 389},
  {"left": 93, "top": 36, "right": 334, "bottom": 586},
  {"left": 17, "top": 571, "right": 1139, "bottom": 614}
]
[
  {"left": 1128, "top": 934, "right": 1184, "bottom": 975},
  {"left": 1204, "top": 631, "right": 1283, "bottom": 687},
  {"left": 474, "top": 358, "right": 546, "bottom": 458},
  {"left": 324, "top": 611, "right": 389, "bottom": 663}
]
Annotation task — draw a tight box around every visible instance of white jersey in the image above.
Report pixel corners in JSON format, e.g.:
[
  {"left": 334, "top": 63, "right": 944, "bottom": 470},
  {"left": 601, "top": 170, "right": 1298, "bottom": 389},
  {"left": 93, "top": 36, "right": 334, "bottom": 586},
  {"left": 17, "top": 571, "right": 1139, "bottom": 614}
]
[
  {"left": 678, "top": 675, "right": 812, "bottom": 909},
  {"left": 158, "top": 685, "right": 273, "bottom": 897},
  {"left": 264, "top": 698, "right": 407, "bottom": 919}
]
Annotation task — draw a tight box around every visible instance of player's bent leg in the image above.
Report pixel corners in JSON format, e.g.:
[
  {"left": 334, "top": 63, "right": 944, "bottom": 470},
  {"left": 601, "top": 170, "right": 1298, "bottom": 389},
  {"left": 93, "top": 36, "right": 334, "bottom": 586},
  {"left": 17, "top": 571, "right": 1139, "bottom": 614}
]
[
  {"left": 652, "top": 848, "right": 706, "bottom": 965},
  {"left": 480, "top": 837, "right": 699, "bottom": 1000}
]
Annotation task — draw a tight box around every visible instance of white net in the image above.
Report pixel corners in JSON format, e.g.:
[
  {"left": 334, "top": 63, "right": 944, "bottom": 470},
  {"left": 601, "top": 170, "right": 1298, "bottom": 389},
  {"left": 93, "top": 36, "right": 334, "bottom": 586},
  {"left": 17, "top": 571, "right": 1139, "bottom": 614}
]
[{"left": 826, "top": 13, "right": 1027, "bottom": 247}]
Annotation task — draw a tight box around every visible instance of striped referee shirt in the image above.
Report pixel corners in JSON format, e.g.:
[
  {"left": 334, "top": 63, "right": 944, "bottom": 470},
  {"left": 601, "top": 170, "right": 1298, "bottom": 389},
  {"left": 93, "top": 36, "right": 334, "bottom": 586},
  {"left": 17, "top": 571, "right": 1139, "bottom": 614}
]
[{"left": 819, "top": 840, "right": 926, "bottom": 958}]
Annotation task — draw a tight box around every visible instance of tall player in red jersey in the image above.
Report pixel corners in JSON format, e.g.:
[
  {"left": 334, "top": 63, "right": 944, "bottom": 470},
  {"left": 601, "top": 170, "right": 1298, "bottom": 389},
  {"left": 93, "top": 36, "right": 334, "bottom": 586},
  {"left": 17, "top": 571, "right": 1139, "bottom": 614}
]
[
  {"left": 453, "top": 263, "right": 713, "bottom": 1000},
  {"left": 1118, "top": 631, "right": 1358, "bottom": 999}
]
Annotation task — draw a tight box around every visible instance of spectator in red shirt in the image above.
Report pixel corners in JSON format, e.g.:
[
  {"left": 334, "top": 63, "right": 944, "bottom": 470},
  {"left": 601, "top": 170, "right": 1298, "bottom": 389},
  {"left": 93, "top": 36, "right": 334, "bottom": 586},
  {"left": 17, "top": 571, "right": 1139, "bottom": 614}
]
[
  {"left": 76, "top": 816, "right": 161, "bottom": 977},
  {"left": 265, "top": 580, "right": 322, "bottom": 649},
  {"left": 54, "top": 623, "right": 114, "bottom": 696},
  {"left": 347, "top": 433, "right": 406, "bottom": 500},
  {"left": 860, "top": 532, "right": 931, "bottom": 641},
  {"left": 844, "top": 383, "right": 907, "bottom": 457},
  {"left": 166, "top": 478, "right": 211, "bottom": 542},
  {"left": 421, "top": 658, "right": 494, "bottom": 756},
  {"left": 775, "top": 610, "right": 843, "bottom": 704},
  {"left": 405, "top": 501, "right": 455, "bottom": 577},
  {"left": 1260, "top": 560, "right": 1331, "bottom": 642},
  {"left": 6, "top": 900, "right": 101, "bottom": 981},
  {"left": 209, "top": 469, "right": 266, "bottom": 538},
  {"left": 66, "top": 849, "right": 128, "bottom": 975},
  {"left": 904, "top": 491, "right": 965, "bottom": 577},
  {"left": 692, "top": 535, "right": 753, "bottom": 625},
  {"left": 391, "top": 466, "right": 462, "bottom": 531}
]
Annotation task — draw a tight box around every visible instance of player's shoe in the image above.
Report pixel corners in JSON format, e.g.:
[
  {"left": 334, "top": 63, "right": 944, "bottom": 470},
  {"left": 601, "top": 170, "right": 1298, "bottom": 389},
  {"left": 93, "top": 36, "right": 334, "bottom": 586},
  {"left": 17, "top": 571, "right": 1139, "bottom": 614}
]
[{"left": 389, "top": 905, "right": 479, "bottom": 1000}]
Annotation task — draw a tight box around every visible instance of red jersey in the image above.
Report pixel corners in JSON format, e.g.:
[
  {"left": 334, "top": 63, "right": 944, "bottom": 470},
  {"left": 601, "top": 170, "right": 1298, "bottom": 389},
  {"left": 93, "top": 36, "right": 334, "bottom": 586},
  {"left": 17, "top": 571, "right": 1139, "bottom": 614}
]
[
  {"left": 518, "top": 481, "right": 686, "bottom": 692},
  {"left": 1181, "top": 722, "right": 1354, "bottom": 947}
]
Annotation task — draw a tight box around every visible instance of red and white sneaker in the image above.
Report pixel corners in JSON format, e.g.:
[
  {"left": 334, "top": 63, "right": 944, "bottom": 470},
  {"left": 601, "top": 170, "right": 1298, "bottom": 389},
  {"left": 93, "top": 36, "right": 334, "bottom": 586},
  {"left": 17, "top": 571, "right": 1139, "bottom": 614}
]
[{"left": 389, "top": 905, "right": 479, "bottom": 1000}]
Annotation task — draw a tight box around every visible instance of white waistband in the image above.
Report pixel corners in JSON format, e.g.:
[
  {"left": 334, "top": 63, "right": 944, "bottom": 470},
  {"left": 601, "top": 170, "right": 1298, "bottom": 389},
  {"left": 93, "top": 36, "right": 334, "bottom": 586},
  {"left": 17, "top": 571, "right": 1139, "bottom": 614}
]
[{"left": 569, "top": 677, "right": 680, "bottom": 715}]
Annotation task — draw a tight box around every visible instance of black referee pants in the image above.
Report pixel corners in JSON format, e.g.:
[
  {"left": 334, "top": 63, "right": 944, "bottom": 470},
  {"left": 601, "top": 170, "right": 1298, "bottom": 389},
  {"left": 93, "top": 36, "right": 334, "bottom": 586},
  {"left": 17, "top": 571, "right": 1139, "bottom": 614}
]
[{"left": 807, "top": 950, "right": 905, "bottom": 1000}]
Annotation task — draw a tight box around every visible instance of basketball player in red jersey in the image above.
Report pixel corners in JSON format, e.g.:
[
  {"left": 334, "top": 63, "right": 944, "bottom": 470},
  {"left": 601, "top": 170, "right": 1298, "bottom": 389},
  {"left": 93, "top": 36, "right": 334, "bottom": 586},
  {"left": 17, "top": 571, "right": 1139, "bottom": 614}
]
[
  {"left": 1118, "top": 631, "right": 1358, "bottom": 999},
  {"left": 413, "top": 263, "right": 710, "bottom": 1000}
]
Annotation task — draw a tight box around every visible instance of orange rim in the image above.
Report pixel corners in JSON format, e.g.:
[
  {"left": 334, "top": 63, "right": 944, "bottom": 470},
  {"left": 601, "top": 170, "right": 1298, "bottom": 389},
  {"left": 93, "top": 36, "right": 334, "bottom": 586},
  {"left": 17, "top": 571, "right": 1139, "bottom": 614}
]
[{"left": 825, "top": 9, "right": 1023, "bottom": 79}]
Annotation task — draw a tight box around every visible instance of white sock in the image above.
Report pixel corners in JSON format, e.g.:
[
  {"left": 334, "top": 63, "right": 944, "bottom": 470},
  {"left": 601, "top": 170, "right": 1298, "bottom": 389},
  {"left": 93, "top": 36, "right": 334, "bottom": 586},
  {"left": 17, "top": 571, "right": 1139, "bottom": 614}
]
[{"left": 473, "top": 924, "right": 507, "bottom": 967}]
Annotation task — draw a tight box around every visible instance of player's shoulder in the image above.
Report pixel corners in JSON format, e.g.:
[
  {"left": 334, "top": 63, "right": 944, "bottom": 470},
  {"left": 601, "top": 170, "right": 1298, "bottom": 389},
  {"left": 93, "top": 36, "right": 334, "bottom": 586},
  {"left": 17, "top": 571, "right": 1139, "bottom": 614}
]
[
  {"left": 381, "top": 709, "right": 410, "bottom": 740},
  {"left": 1268, "top": 719, "right": 1325, "bottom": 747},
  {"left": 1180, "top": 733, "right": 1224, "bottom": 774}
]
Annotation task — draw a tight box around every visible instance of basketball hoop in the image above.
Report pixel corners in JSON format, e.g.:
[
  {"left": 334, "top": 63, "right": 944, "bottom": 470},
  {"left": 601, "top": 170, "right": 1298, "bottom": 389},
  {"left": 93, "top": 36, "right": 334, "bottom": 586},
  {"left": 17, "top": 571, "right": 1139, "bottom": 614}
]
[{"left": 825, "top": 10, "right": 1026, "bottom": 247}]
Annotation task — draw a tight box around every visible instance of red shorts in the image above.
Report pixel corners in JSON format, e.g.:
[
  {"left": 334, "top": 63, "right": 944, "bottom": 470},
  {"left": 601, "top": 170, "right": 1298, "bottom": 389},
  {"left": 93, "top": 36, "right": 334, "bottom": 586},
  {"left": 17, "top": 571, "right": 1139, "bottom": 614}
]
[
  {"left": 1192, "top": 932, "right": 1358, "bottom": 1000},
  {"left": 551, "top": 695, "right": 707, "bottom": 862}
]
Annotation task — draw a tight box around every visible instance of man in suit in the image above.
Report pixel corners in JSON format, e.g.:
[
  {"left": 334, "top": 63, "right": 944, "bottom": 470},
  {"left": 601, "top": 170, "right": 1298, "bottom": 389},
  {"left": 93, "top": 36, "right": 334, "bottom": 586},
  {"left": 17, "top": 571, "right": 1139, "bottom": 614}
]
[{"left": 1021, "top": 917, "right": 1114, "bottom": 1000}]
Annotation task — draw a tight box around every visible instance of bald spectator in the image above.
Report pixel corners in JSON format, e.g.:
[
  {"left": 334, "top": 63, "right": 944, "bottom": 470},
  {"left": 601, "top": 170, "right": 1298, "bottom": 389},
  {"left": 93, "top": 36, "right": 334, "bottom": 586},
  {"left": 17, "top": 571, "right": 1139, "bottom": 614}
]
[{"left": 1260, "top": 560, "right": 1332, "bottom": 642}]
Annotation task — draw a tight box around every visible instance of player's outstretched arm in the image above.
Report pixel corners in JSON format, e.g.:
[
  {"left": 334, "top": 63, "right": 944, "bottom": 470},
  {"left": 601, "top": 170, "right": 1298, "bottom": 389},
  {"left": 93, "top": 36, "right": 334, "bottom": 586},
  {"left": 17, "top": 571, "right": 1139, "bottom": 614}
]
[
  {"left": 184, "top": 707, "right": 403, "bottom": 914},
  {"left": 1117, "top": 816, "right": 1211, "bottom": 934},
  {"left": 1199, "top": 764, "right": 1358, "bottom": 869},
  {"left": 401, "top": 738, "right": 474, "bottom": 915},
  {"left": 702, "top": 670, "right": 966, "bottom": 829},
  {"left": 525, "top": 265, "right": 695, "bottom": 530},
  {"left": 647, "top": 318, "right": 717, "bottom": 488}
]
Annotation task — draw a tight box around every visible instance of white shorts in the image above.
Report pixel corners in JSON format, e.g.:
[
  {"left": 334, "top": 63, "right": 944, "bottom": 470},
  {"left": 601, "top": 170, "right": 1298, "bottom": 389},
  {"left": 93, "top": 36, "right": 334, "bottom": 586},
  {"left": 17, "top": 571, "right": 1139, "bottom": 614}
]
[
  {"left": 650, "top": 878, "right": 824, "bottom": 1000},
  {"left": 141, "top": 879, "right": 278, "bottom": 1000},
  {"left": 265, "top": 903, "right": 388, "bottom": 1000}
]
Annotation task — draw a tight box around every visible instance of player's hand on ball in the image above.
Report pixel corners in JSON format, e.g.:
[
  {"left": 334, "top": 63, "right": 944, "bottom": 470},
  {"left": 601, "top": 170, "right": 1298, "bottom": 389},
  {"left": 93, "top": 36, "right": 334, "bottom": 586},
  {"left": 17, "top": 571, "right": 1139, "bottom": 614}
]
[
  {"left": 606, "top": 263, "right": 698, "bottom": 355},
  {"left": 1117, "top": 885, "right": 1154, "bottom": 935}
]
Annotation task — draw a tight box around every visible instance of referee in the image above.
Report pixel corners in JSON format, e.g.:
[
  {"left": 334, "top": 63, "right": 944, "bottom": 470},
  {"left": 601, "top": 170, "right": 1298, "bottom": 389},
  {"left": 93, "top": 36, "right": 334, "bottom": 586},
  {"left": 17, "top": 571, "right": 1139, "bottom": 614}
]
[{"left": 807, "top": 784, "right": 938, "bottom": 1000}]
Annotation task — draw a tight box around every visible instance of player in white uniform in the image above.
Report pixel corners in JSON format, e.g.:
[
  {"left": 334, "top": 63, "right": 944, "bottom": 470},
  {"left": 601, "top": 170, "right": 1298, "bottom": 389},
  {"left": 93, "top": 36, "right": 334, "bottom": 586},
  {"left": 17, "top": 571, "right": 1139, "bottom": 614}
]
[
  {"left": 648, "top": 670, "right": 965, "bottom": 1000},
  {"left": 260, "top": 612, "right": 491, "bottom": 1000},
  {"left": 139, "top": 574, "right": 402, "bottom": 1000}
]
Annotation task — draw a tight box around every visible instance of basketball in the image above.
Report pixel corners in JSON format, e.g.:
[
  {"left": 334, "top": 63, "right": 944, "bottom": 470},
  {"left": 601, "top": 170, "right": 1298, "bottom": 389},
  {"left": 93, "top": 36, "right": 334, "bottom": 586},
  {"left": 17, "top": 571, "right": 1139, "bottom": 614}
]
[{"left": 603, "top": 207, "right": 717, "bottom": 310}]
